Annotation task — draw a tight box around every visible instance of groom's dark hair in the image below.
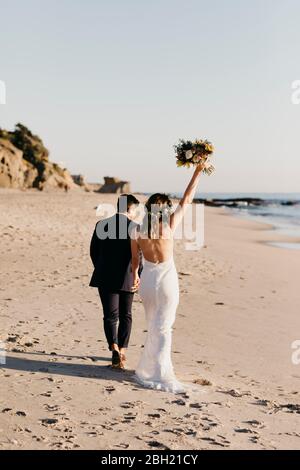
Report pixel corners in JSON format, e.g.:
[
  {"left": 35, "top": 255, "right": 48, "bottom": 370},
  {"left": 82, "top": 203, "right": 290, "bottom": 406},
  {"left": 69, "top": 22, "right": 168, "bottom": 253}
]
[{"left": 117, "top": 194, "right": 140, "bottom": 213}]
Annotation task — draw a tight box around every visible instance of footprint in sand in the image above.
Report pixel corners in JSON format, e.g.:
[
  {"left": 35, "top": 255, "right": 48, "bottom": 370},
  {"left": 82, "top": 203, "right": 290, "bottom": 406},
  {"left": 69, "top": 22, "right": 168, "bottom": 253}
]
[
  {"left": 189, "top": 403, "right": 202, "bottom": 409},
  {"left": 39, "top": 418, "right": 59, "bottom": 426},
  {"left": 200, "top": 436, "right": 230, "bottom": 448},
  {"left": 193, "top": 378, "right": 212, "bottom": 386},
  {"left": 164, "top": 427, "right": 197, "bottom": 437},
  {"left": 147, "top": 440, "right": 171, "bottom": 450},
  {"left": 122, "top": 413, "right": 137, "bottom": 423},
  {"left": 170, "top": 398, "right": 187, "bottom": 406},
  {"left": 2, "top": 408, "right": 13, "bottom": 414},
  {"left": 201, "top": 416, "right": 219, "bottom": 430},
  {"left": 43, "top": 404, "right": 60, "bottom": 412},
  {"left": 115, "top": 443, "right": 129, "bottom": 449},
  {"left": 147, "top": 413, "right": 161, "bottom": 419},
  {"left": 217, "top": 388, "right": 251, "bottom": 398},
  {"left": 234, "top": 427, "right": 256, "bottom": 434},
  {"left": 244, "top": 419, "right": 265, "bottom": 429},
  {"left": 120, "top": 401, "right": 144, "bottom": 409}
]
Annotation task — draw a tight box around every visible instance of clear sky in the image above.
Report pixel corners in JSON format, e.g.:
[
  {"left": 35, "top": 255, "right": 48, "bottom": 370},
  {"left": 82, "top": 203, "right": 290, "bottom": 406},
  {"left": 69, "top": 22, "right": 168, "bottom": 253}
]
[{"left": 1, "top": 0, "right": 300, "bottom": 193}]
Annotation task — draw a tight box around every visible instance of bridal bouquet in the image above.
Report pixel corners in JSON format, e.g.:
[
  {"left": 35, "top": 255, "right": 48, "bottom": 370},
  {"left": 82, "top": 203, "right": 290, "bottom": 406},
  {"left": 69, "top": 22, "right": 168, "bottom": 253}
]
[{"left": 174, "top": 138, "right": 215, "bottom": 175}]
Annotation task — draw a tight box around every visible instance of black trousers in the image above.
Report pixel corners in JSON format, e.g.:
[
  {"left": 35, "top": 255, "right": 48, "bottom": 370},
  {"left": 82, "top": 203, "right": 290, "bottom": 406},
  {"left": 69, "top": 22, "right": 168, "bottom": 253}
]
[{"left": 98, "top": 287, "right": 134, "bottom": 350}]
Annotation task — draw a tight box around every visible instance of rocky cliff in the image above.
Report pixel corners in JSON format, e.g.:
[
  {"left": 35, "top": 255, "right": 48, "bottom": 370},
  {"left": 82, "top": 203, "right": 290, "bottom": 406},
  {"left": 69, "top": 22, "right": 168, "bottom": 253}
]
[
  {"left": 0, "top": 123, "right": 75, "bottom": 190},
  {"left": 97, "top": 176, "right": 131, "bottom": 194},
  {"left": 0, "top": 138, "right": 37, "bottom": 188},
  {"left": 0, "top": 124, "right": 132, "bottom": 193}
]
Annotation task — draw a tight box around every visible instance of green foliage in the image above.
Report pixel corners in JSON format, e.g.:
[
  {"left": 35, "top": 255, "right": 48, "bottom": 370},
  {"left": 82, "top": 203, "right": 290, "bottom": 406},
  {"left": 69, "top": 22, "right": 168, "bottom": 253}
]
[
  {"left": 9, "top": 123, "right": 49, "bottom": 166},
  {"left": 0, "top": 123, "right": 73, "bottom": 189}
]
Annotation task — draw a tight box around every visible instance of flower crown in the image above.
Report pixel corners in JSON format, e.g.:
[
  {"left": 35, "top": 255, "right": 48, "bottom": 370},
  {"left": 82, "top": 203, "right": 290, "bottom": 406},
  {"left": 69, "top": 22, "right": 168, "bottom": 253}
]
[{"left": 147, "top": 205, "right": 173, "bottom": 218}]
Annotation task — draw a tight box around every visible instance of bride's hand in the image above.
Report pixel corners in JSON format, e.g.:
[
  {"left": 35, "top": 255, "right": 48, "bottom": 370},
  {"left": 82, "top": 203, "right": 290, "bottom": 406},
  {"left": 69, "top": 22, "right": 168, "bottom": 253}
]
[
  {"left": 196, "top": 160, "right": 209, "bottom": 172},
  {"left": 131, "top": 274, "right": 140, "bottom": 292}
]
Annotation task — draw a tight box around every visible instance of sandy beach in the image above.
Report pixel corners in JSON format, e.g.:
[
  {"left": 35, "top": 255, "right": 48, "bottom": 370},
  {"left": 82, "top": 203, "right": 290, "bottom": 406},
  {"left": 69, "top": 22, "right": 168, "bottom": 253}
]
[{"left": 0, "top": 188, "right": 299, "bottom": 450}]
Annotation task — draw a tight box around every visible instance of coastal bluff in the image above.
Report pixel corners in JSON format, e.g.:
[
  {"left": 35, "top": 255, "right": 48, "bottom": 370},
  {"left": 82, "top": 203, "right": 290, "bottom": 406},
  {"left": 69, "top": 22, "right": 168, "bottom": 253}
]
[
  {"left": 0, "top": 123, "right": 75, "bottom": 191},
  {"left": 97, "top": 176, "right": 131, "bottom": 194},
  {"left": 0, "top": 124, "right": 131, "bottom": 194},
  {"left": 71, "top": 176, "right": 131, "bottom": 193}
]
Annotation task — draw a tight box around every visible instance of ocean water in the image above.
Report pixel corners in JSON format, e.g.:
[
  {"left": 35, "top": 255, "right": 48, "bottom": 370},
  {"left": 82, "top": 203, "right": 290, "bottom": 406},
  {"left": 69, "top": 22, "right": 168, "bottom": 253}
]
[{"left": 172, "top": 192, "right": 300, "bottom": 249}]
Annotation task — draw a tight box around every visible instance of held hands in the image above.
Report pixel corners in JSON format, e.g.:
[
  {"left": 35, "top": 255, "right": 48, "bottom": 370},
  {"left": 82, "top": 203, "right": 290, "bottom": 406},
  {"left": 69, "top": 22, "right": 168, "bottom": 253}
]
[{"left": 131, "top": 273, "right": 140, "bottom": 292}]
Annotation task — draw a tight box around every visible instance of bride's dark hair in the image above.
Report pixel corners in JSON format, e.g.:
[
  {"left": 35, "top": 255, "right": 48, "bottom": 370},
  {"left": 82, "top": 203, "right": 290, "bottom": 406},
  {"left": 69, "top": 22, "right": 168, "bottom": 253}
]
[{"left": 141, "top": 193, "right": 173, "bottom": 239}]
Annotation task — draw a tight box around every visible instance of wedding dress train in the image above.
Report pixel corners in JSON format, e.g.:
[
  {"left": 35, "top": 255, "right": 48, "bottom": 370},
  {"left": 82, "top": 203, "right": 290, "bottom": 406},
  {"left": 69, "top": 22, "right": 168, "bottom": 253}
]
[{"left": 135, "top": 257, "right": 185, "bottom": 393}]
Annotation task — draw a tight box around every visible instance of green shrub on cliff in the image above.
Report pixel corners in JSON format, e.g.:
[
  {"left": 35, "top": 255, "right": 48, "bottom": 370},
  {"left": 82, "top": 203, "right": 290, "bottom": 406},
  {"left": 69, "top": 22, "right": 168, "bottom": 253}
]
[{"left": 0, "top": 123, "right": 74, "bottom": 190}]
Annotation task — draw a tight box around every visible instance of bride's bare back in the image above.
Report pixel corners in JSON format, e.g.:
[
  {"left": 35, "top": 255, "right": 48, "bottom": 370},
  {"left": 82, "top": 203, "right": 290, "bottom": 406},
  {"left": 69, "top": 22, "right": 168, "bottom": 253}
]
[{"left": 137, "top": 225, "right": 173, "bottom": 264}]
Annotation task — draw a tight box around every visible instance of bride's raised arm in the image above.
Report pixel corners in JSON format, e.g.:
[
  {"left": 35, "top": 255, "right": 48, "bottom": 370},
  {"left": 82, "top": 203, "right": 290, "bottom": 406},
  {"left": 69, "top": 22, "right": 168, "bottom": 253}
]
[{"left": 170, "top": 162, "right": 205, "bottom": 230}]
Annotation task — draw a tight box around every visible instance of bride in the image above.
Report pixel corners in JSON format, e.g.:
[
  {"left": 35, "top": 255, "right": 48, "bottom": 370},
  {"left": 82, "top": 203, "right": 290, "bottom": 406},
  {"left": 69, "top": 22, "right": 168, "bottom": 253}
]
[{"left": 131, "top": 162, "right": 206, "bottom": 393}]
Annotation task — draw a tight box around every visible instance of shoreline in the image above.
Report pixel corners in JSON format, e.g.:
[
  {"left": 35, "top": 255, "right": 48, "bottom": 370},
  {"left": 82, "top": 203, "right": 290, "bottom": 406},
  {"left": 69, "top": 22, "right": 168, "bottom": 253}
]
[
  {"left": 168, "top": 192, "right": 300, "bottom": 251},
  {"left": 222, "top": 207, "right": 300, "bottom": 250}
]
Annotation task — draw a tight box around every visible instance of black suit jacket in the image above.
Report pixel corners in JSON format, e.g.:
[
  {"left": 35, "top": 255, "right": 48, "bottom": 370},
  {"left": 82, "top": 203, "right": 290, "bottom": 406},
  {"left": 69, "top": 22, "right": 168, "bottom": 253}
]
[{"left": 89, "top": 213, "right": 141, "bottom": 292}]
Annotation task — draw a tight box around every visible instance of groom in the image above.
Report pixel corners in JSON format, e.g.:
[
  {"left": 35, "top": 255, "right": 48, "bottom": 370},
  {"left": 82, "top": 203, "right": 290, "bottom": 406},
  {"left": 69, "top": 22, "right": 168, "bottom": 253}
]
[{"left": 89, "top": 194, "right": 141, "bottom": 369}]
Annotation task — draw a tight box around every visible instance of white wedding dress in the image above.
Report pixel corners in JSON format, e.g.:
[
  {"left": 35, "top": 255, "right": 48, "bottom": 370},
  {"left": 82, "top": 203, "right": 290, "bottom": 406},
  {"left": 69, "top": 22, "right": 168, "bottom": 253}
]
[{"left": 135, "top": 257, "right": 185, "bottom": 393}]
